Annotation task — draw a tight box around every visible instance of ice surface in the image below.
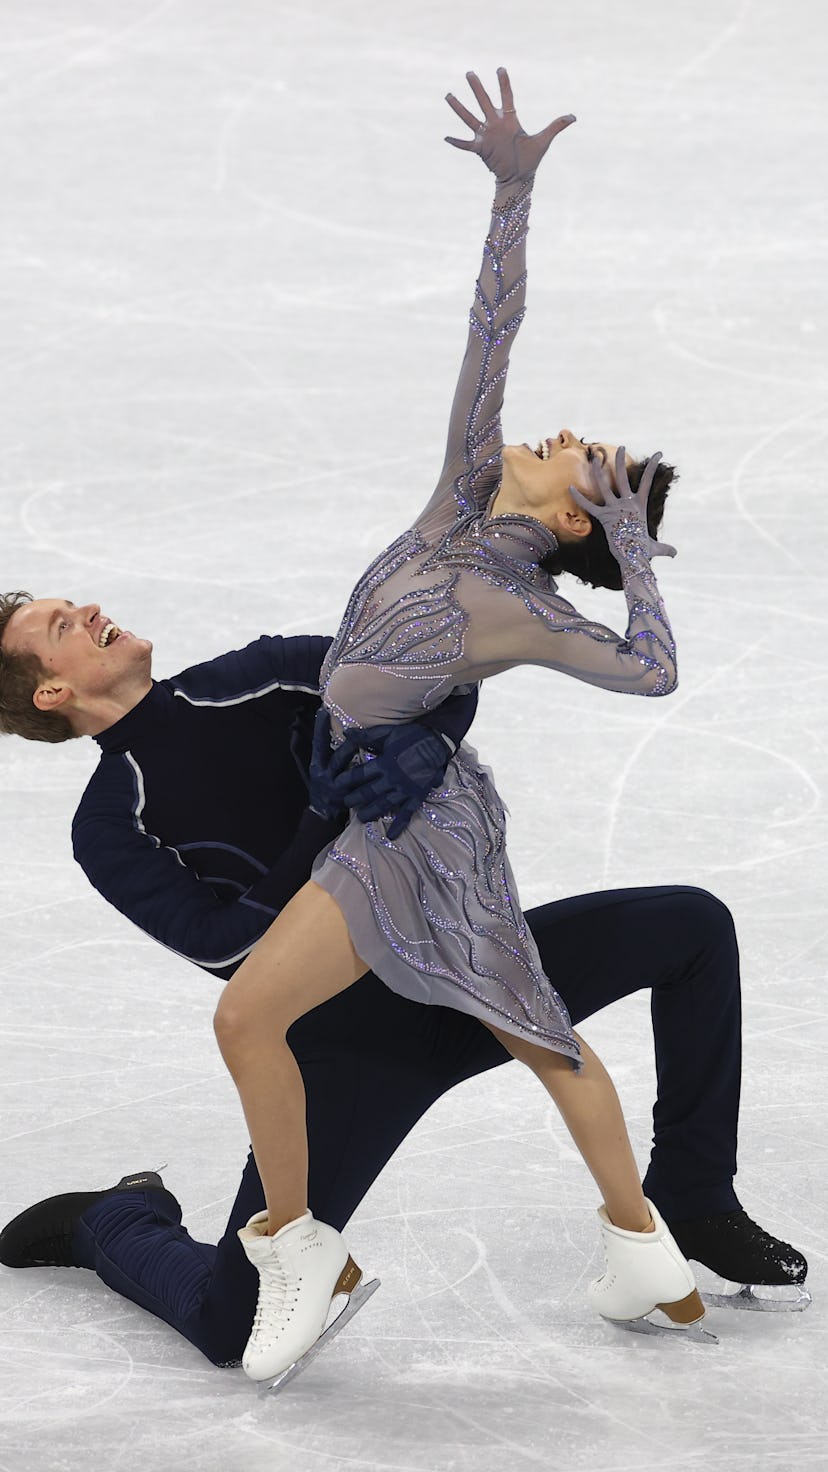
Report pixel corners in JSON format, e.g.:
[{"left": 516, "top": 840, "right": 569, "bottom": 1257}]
[{"left": 1, "top": 1, "right": 826, "bottom": 1468}]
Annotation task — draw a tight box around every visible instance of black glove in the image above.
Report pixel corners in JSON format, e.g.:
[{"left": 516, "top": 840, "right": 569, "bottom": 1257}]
[
  {"left": 309, "top": 709, "right": 454, "bottom": 839},
  {"left": 308, "top": 709, "right": 361, "bottom": 820},
  {"left": 336, "top": 721, "right": 454, "bottom": 839}
]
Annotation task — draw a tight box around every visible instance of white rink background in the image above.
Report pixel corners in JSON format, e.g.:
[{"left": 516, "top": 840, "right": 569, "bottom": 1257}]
[{"left": 1, "top": 2, "right": 827, "bottom": 1469}]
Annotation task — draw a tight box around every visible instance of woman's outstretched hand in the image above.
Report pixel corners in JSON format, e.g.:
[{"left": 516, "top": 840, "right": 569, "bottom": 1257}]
[
  {"left": 570, "top": 449, "right": 677, "bottom": 561},
  {"left": 445, "top": 67, "right": 575, "bottom": 185}
]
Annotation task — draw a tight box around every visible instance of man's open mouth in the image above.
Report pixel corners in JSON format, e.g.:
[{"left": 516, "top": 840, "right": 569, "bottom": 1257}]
[{"left": 98, "top": 622, "right": 121, "bottom": 648}]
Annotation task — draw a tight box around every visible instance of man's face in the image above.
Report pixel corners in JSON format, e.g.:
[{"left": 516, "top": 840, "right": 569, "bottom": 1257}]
[{"left": 2, "top": 599, "right": 152, "bottom": 713}]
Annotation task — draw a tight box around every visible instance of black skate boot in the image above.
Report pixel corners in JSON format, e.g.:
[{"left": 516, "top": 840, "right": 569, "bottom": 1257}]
[
  {"left": 668, "top": 1209, "right": 810, "bottom": 1312},
  {"left": 0, "top": 1170, "right": 180, "bottom": 1269}
]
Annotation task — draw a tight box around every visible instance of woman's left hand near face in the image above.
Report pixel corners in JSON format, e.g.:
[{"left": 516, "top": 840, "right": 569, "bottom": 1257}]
[{"left": 570, "top": 448, "right": 677, "bottom": 561}]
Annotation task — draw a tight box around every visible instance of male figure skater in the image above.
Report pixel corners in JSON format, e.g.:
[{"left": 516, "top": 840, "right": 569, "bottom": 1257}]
[{"left": 0, "top": 591, "right": 808, "bottom": 1367}]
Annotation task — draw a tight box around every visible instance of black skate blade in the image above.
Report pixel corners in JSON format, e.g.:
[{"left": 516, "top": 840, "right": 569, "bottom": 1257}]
[
  {"left": 701, "top": 1282, "right": 812, "bottom": 1313},
  {"left": 256, "top": 1275, "right": 381, "bottom": 1395},
  {"left": 607, "top": 1310, "right": 718, "bottom": 1345}
]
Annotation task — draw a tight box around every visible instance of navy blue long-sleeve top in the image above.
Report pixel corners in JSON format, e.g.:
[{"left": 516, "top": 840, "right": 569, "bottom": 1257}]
[{"left": 71, "top": 634, "right": 476, "bottom": 981}]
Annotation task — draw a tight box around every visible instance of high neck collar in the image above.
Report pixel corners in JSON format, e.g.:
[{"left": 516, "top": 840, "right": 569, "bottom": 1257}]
[
  {"left": 474, "top": 494, "right": 559, "bottom": 566},
  {"left": 93, "top": 680, "right": 171, "bottom": 753}
]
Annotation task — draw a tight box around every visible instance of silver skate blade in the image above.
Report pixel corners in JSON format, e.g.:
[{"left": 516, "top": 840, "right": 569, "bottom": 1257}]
[
  {"left": 606, "top": 1311, "right": 718, "bottom": 1345},
  {"left": 702, "top": 1282, "right": 812, "bottom": 1313},
  {"left": 256, "top": 1275, "right": 380, "bottom": 1395}
]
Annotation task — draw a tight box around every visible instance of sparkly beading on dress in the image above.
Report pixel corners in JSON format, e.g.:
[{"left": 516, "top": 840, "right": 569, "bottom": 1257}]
[{"left": 312, "top": 178, "right": 676, "bottom": 1059}]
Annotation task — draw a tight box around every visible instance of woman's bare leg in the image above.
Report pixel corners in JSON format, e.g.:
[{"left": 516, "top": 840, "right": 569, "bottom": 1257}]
[
  {"left": 488, "top": 1026, "right": 652, "bottom": 1232},
  {"left": 213, "top": 880, "right": 368, "bottom": 1234}
]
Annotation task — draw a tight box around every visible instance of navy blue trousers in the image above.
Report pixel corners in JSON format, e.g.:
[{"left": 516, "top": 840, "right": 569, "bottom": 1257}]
[{"left": 76, "top": 885, "right": 741, "bottom": 1365}]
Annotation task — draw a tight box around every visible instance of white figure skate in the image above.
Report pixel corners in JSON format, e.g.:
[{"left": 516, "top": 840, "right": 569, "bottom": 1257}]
[
  {"left": 588, "top": 1199, "right": 716, "bottom": 1344},
  {"left": 238, "top": 1210, "right": 380, "bottom": 1392}
]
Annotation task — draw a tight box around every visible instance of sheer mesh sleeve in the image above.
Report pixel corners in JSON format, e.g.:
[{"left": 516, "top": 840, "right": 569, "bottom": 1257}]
[
  {"left": 415, "top": 179, "right": 532, "bottom": 540},
  {"left": 460, "top": 517, "right": 677, "bottom": 698}
]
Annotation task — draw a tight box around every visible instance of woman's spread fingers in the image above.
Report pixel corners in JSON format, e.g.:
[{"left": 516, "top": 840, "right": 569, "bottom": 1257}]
[
  {"left": 588, "top": 453, "right": 614, "bottom": 497},
  {"left": 466, "top": 70, "right": 497, "bottom": 118},
  {"left": 497, "top": 66, "right": 515, "bottom": 112},
  {"left": 538, "top": 113, "right": 577, "bottom": 145},
  {"left": 639, "top": 450, "right": 663, "bottom": 499},
  {"left": 614, "top": 444, "right": 631, "bottom": 494},
  {"left": 445, "top": 92, "right": 481, "bottom": 132},
  {"left": 569, "top": 484, "right": 596, "bottom": 514}
]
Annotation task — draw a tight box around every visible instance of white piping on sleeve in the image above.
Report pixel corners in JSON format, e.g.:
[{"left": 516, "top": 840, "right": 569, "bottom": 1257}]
[
  {"left": 125, "top": 751, "right": 186, "bottom": 868},
  {"left": 124, "top": 751, "right": 154, "bottom": 839},
  {"left": 122, "top": 751, "right": 261, "bottom": 969},
  {"left": 172, "top": 679, "right": 318, "bottom": 708},
  {"left": 156, "top": 934, "right": 259, "bottom": 971}
]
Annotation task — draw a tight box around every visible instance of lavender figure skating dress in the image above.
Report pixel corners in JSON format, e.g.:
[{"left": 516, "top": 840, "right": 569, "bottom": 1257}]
[{"left": 312, "top": 178, "right": 676, "bottom": 1062}]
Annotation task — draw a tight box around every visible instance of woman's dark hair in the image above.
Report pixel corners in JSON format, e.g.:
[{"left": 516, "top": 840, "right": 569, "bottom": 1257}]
[
  {"left": 540, "top": 457, "right": 677, "bottom": 591},
  {"left": 0, "top": 591, "right": 75, "bottom": 743}
]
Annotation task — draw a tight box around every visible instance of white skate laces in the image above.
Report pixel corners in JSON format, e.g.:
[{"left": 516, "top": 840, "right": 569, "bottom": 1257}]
[
  {"left": 238, "top": 1209, "right": 380, "bottom": 1390},
  {"left": 588, "top": 1198, "right": 715, "bottom": 1343},
  {"left": 248, "top": 1230, "right": 298, "bottom": 1341}
]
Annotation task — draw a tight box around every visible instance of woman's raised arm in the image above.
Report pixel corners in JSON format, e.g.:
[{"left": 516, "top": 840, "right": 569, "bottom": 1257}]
[{"left": 415, "top": 69, "right": 575, "bottom": 538}]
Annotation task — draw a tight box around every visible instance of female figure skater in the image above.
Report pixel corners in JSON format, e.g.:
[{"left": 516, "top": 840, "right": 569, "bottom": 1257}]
[{"left": 214, "top": 69, "right": 697, "bottom": 1387}]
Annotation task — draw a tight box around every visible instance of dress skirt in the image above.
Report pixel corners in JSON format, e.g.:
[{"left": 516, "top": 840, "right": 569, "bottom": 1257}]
[{"left": 311, "top": 742, "right": 580, "bottom": 1065}]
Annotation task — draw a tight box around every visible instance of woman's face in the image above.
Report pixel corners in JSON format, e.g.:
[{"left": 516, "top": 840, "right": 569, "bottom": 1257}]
[{"left": 502, "top": 428, "right": 631, "bottom": 507}]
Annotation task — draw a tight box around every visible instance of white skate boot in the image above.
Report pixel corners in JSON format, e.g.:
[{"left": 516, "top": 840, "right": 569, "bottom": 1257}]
[
  {"left": 588, "top": 1199, "right": 716, "bottom": 1343},
  {"left": 238, "top": 1210, "right": 380, "bottom": 1391}
]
